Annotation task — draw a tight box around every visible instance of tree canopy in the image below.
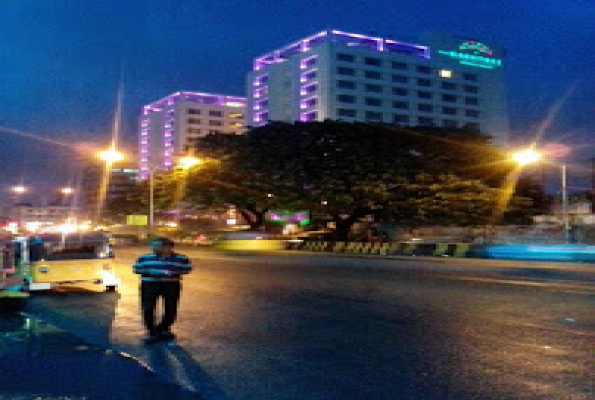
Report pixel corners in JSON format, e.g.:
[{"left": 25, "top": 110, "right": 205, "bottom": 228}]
[{"left": 175, "top": 121, "right": 530, "bottom": 238}]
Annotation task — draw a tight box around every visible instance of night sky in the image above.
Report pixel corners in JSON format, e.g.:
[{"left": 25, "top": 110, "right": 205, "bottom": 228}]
[{"left": 0, "top": 0, "right": 593, "bottom": 200}]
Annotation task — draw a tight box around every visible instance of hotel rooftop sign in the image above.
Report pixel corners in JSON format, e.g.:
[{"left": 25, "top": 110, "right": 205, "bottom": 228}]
[{"left": 438, "top": 41, "right": 503, "bottom": 69}]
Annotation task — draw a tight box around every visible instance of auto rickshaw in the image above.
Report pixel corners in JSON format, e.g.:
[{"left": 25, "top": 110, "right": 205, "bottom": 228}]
[
  {"left": 12, "top": 233, "right": 120, "bottom": 292},
  {"left": 0, "top": 236, "right": 28, "bottom": 310}
]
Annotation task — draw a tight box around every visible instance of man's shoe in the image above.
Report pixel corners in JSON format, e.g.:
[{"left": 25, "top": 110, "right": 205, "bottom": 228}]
[
  {"left": 142, "top": 334, "right": 161, "bottom": 345},
  {"left": 159, "top": 331, "right": 176, "bottom": 341}
]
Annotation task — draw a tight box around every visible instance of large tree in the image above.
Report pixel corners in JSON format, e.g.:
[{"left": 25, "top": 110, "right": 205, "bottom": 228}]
[{"left": 182, "top": 121, "right": 525, "bottom": 238}]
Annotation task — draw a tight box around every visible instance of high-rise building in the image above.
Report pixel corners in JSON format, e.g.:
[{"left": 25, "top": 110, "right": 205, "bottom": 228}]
[
  {"left": 139, "top": 91, "right": 246, "bottom": 180},
  {"left": 82, "top": 163, "right": 138, "bottom": 215},
  {"left": 247, "top": 30, "right": 509, "bottom": 144}
]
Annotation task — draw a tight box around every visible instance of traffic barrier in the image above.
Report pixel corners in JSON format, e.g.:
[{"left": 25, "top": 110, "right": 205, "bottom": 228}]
[{"left": 290, "top": 241, "right": 481, "bottom": 259}]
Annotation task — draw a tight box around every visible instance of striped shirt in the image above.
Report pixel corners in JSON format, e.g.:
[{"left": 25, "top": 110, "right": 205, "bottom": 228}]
[{"left": 133, "top": 252, "right": 192, "bottom": 282}]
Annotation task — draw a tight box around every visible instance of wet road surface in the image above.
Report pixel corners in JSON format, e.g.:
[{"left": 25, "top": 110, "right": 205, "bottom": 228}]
[{"left": 17, "top": 247, "right": 595, "bottom": 400}]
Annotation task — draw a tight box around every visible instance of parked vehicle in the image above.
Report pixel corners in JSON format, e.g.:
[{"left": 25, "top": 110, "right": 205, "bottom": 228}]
[
  {"left": 12, "top": 233, "right": 120, "bottom": 292},
  {"left": 0, "top": 236, "right": 28, "bottom": 310}
]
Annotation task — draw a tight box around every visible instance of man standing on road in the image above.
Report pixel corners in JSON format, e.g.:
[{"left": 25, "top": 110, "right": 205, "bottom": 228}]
[{"left": 134, "top": 237, "right": 192, "bottom": 344}]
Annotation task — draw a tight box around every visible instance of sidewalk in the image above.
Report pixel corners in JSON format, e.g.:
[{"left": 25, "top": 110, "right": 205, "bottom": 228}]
[{"left": 0, "top": 313, "right": 208, "bottom": 400}]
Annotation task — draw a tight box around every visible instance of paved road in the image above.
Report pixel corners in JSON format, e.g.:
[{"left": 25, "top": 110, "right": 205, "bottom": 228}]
[{"left": 21, "top": 246, "right": 594, "bottom": 400}]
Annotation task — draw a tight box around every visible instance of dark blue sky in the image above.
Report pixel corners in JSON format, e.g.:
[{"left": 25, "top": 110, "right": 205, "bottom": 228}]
[{"left": 0, "top": 0, "right": 593, "bottom": 196}]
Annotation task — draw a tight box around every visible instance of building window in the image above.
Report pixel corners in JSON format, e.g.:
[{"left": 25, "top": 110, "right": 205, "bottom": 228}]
[
  {"left": 463, "top": 73, "right": 478, "bottom": 81},
  {"left": 392, "top": 75, "right": 408, "bottom": 84},
  {"left": 365, "top": 97, "right": 383, "bottom": 107},
  {"left": 336, "top": 53, "right": 355, "bottom": 62},
  {"left": 300, "top": 69, "right": 317, "bottom": 82},
  {"left": 442, "top": 107, "right": 457, "bottom": 115},
  {"left": 209, "top": 110, "right": 223, "bottom": 117},
  {"left": 187, "top": 128, "right": 202, "bottom": 134},
  {"left": 254, "top": 99, "right": 269, "bottom": 109},
  {"left": 441, "top": 82, "right": 457, "bottom": 90},
  {"left": 464, "top": 85, "right": 479, "bottom": 93},
  {"left": 209, "top": 120, "right": 223, "bottom": 126},
  {"left": 465, "top": 109, "right": 480, "bottom": 118},
  {"left": 442, "top": 94, "right": 457, "bottom": 103},
  {"left": 417, "top": 91, "right": 433, "bottom": 99},
  {"left": 337, "top": 108, "right": 357, "bottom": 118},
  {"left": 365, "top": 111, "right": 383, "bottom": 121},
  {"left": 337, "top": 67, "right": 355, "bottom": 76},
  {"left": 301, "top": 111, "right": 318, "bottom": 122},
  {"left": 416, "top": 65, "right": 432, "bottom": 74},
  {"left": 301, "top": 96, "right": 317, "bottom": 108},
  {"left": 254, "top": 74, "right": 268, "bottom": 86},
  {"left": 417, "top": 78, "right": 432, "bottom": 87},
  {"left": 465, "top": 97, "right": 479, "bottom": 106},
  {"left": 392, "top": 61, "right": 408, "bottom": 70},
  {"left": 464, "top": 122, "right": 480, "bottom": 130},
  {"left": 301, "top": 83, "right": 318, "bottom": 95},
  {"left": 418, "top": 104, "right": 433, "bottom": 113},
  {"left": 392, "top": 87, "right": 408, "bottom": 96},
  {"left": 439, "top": 69, "right": 453, "bottom": 78},
  {"left": 393, "top": 114, "right": 410, "bottom": 124},
  {"left": 365, "top": 84, "right": 383, "bottom": 93},
  {"left": 187, "top": 118, "right": 202, "bottom": 124},
  {"left": 230, "top": 122, "right": 244, "bottom": 128},
  {"left": 365, "top": 57, "right": 382, "bottom": 66},
  {"left": 418, "top": 117, "right": 434, "bottom": 126},
  {"left": 337, "top": 80, "right": 356, "bottom": 89},
  {"left": 365, "top": 71, "right": 382, "bottom": 80},
  {"left": 208, "top": 130, "right": 221, "bottom": 134},
  {"left": 229, "top": 112, "right": 244, "bottom": 118},
  {"left": 187, "top": 108, "right": 201, "bottom": 115},
  {"left": 337, "top": 94, "right": 356, "bottom": 104},
  {"left": 301, "top": 56, "right": 317, "bottom": 69},
  {"left": 392, "top": 101, "right": 409, "bottom": 109},
  {"left": 443, "top": 120, "right": 458, "bottom": 127}
]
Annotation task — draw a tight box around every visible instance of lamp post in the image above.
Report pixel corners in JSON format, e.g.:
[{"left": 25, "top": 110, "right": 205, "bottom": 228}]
[
  {"left": 512, "top": 148, "right": 570, "bottom": 243},
  {"left": 96, "top": 148, "right": 123, "bottom": 221},
  {"left": 174, "top": 157, "right": 202, "bottom": 227}
]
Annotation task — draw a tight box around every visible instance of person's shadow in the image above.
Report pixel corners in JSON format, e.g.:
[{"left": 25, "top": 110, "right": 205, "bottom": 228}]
[{"left": 147, "top": 343, "right": 229, "bottom": 400}]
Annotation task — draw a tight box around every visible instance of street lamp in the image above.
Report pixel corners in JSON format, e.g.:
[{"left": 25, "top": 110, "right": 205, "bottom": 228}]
[
  {"left": 98, "top": 148, "right": 123, "bottom": 163},
  {"left": 512, "top": 148, "right": 570, "bottom": 243},
  {"left": 178, "top": 156, "right": 202, "bottom": 169},
  {"left": 96, "top": 148, "right": 123, "bottom": 221},
  {"left": 61, "top": 187, "right": 74, "bottom": 195},
  {"left": 512, "top": 149, "right": 541, "bottom": 166},
  {"left": 12, "top": 186, "right": 26, "bottom": 194}
]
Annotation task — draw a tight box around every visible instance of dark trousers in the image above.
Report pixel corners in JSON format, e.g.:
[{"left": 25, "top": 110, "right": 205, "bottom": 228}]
[{"left": 140, "top": 281, "right": 181, "bottom": 335}]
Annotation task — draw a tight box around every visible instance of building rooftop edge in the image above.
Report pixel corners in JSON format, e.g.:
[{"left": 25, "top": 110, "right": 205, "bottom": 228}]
[
  {"left": 143, "top": 91, "right": 247, "bottom": 110},
  {"left": 252, "top": 29, "right": 431, "bottom": 70}
]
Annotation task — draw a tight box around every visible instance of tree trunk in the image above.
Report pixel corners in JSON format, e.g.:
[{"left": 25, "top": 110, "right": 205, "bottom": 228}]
[
  {"left": 333, "top": 213, "right": 361, "bottom": 241},
  {"left": 238, "top": 208, "right": 266, "bottom": 230}
]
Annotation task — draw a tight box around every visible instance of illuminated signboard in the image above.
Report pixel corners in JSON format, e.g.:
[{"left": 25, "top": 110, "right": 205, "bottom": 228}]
[{"left": 438, "top": 41, "right": 502, "bottom": 69}]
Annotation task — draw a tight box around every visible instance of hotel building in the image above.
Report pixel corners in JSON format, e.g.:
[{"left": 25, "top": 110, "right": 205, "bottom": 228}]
[
  {"left": 246, "top": 30, "right": 509, "bottom": 144},
  {"left": 139, "top": 92, "right": 246, "bottom": 180}
]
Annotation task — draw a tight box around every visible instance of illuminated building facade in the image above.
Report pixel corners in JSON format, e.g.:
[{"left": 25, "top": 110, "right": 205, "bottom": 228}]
[
  {"left": 138, "top": 92, "right": 246, "bottom": 180},
  {"left": 247, "top": 30, "right": 509, "bottom": 144}
]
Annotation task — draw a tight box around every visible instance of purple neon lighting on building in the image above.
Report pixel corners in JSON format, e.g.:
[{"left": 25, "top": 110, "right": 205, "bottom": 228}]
[
  {"left": 300, "top": 68, "right": 317, "bottom": 83},
  {"left": 142, "top": 91, "right": 246, "bottom": 115},
  {"left": 300, "top": 55, "right": 318, "bottom": 69},
  {"left": 252, "top": 30, "right": 430, "bottom": 71},
  {"left": 300, "top": 111, "right": 318, "bottom": 122},
  {"left": 300, "top": 82, "right": 318, "bottom": 96},
  {"left": 300, "top": 96, "right": 318, "bottom": 109}
]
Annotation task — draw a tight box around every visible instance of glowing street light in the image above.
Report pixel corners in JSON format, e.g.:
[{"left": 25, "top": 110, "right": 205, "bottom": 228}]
[
  {"left": 178, "top": 156, "right": 202, "bottom": 169},
  {"left": 512, "top": 149, "right": 541, "bottom": 166},
  {"left": 61, "top": 187, "right": 74, "bottom": 195},
  {"left": 98, "top": 148, "right": 123, "bottom": 163},
  {"left": 12, "top": 186, "right": 26, "bottom": 194},
  {"left": 512, "top": 147, "right": 571, "bottom": 243}
]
